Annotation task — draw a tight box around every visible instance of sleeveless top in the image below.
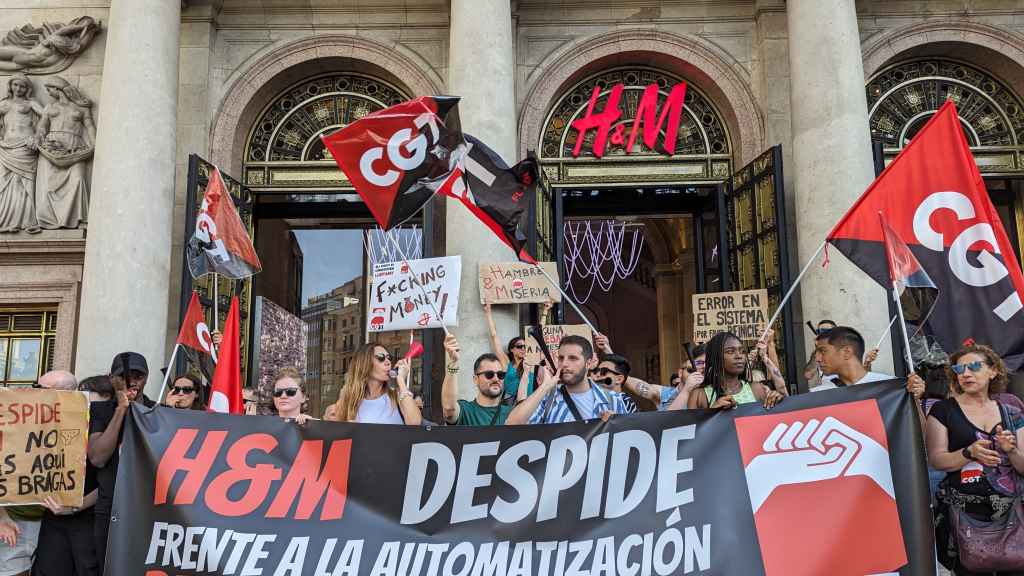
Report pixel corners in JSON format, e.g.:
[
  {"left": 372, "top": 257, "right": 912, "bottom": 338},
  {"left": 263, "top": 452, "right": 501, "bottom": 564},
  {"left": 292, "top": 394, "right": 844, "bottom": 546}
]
[{"left": 704, "top": 381, "right": 758, "bottom": 406}]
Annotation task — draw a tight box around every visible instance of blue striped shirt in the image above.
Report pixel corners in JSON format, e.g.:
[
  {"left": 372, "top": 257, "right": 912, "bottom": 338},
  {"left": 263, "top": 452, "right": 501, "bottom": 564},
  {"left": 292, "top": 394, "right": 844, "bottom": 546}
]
[{"left": 527, "top": 381, "right": 629, "bottom": 424}]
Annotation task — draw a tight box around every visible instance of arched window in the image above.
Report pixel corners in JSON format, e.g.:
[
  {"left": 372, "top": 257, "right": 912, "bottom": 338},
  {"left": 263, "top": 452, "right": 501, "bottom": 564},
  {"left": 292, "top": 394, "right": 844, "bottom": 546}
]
[
  {"left": 867, "top": 59, "right": 1024, "bottom": 173},
  {"left": 243, "top": 73, "right": 409, "bottom": 189}
]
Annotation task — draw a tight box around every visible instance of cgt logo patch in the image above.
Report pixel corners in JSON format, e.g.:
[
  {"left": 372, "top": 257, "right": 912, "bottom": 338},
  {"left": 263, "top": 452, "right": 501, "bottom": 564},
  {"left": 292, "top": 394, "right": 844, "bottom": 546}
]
[{"left": 734, "top": 400, "right": 906, "bottom": 576}]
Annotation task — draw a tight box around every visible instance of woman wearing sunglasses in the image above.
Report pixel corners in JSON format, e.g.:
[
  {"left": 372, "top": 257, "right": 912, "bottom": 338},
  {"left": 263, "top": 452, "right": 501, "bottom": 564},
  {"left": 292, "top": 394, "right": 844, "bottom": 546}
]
[
  {"left": 163, "top": 374, "right": 204, "bottom": 410},
  {"left": 327, "top": 344, "right": 422, "bottom": 425},
  {"left": 927, "top": 344, "right": 1024, "bottom": 574},
  {"left": 272, "top": 367, "right": 314, "bottom": 426}
]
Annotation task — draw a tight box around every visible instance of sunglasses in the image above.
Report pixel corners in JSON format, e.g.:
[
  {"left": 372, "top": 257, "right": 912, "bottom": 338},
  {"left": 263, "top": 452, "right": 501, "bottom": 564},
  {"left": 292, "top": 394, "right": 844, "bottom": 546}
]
[
  {"left": 511, "top": 343, "right": 526, "bottom": 350},
  {"left": 273, "top": 388, "right": 300, "bottom": 398},
  {"left": 374, "top": 352, "right": 392, "bottom": 362},
  {"left": 951, "top": 360, "right": 986, "bottom": 375},
  {"left": 590, "top": 367, "right": 621, "bottom": 377},
  {"left": 475, "top": 370, "right": 507, "bottom": 380},
  {"left": 171, "top": 386, "right": 196, "bottom": 395}
]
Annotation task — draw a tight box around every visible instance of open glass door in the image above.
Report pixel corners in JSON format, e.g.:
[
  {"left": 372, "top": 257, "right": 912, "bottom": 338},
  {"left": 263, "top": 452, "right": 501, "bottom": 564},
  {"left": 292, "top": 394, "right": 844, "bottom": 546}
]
[{"left": 718, "top": 146, "right": 798, "bottom": 387}]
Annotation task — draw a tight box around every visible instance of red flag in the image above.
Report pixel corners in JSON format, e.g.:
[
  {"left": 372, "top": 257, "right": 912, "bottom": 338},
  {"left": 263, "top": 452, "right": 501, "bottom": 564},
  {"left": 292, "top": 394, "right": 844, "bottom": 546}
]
[
  {"left": 176, "top": 291, "right": 217, "bottom": 363},
  {"left": 879, "top": 212, "right": 939, "bottom": 332},
  {"left": 186, "top": 167, "right": 262, "bottom": 279},
  {"left": 321, "top": 96, "right": 464, "bottom": 230},
  {"left": 208, "top": 296, "right": 242, "bottom": 414},
  {"left": 827, "top": 101, "right": 1024, "bottom": 368}
]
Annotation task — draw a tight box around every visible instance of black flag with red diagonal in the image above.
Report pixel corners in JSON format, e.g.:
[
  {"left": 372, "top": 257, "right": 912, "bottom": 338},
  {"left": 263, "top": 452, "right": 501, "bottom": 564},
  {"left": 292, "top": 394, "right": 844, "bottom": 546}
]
[
  {"left": 441, "top": 134, "right": 538, "bottom": 263},
  {"left": 321, "top": 96, "right": 464, "bottom": 230},
  {"left": 880, "top": 212, "right": 939, "bottom": 335},
  {"left": 827, "top": 101, "right": 1024, "bottom": 369}
]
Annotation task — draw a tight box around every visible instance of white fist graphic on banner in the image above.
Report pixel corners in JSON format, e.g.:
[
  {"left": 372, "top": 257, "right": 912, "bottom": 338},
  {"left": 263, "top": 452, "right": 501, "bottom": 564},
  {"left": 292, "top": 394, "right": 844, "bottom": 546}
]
[{"left": 743, "top": 416, "right": 895, "bottom": 514}]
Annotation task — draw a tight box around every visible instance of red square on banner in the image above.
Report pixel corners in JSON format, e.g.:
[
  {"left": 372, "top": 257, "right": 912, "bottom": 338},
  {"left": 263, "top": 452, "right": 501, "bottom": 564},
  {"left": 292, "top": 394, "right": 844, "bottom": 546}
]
[{"left": 734, "top": 400, "right": 907, "bottom": 576}]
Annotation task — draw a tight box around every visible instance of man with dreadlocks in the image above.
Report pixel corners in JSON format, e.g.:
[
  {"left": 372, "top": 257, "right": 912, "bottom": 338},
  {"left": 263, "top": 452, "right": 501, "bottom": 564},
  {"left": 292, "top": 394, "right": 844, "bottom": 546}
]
[{"left": 686, "top": 331, "right": 786, "bottom": 410}]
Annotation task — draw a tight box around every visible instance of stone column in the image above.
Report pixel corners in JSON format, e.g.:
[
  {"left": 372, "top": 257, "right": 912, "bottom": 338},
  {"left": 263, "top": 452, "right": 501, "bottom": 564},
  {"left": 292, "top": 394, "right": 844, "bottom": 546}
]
[
  {"left": 787, "top": 0, "right": 893, "bottom": 374},
  {"left": 447, "top": 0, "right": 519, "bottom": 396},
  {"left": 75, "top": 0, "right": 181, "bottom": 394}
]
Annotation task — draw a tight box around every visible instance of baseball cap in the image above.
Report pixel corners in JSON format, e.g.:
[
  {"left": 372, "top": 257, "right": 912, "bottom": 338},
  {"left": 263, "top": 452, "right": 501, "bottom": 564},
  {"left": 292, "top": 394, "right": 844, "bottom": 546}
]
[{"left": 110, "top": 351, "right": 148, "bottom": 376}]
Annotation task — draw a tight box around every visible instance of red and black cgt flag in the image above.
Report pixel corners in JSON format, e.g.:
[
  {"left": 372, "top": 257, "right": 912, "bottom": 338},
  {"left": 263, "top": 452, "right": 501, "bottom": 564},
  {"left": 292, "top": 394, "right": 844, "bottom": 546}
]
[
  {"left": 321, "top": 96, "right": 465, "bottom": 230},
  {"left": 442, "top": 135, "right": 538, "bottom": 263},
  {"left": 880, "top": 212, "right": 939, "bottom": 333},
  {"left": 828, "top": 101, "right": 1024, "bottom": 368},
  {"left": 186, "top": 167, "right": 262, "bottom": 279}
]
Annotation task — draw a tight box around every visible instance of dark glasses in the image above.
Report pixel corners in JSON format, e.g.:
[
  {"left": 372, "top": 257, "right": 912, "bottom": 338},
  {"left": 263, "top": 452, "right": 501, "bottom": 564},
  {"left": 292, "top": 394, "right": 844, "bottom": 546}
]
[
  {"left": 171, "top": 386, "right": 196, "bottom": 395},
  {"left": 951, "top": 361, "right": 985, "bottom": 375},
  {"left": 511, "top": 343, "right": 526, "bottom": 350},
  {"left": 374, "top": 352, "right": 392, "bottom": 362},
  {"left": 475, "top": 370, "right": 507, "bottom": 380},
  {"left": 591, "top": 367, "right": 621, "bottom": 377},
  {"left": 273, "top": 388, "right": 299, "bottom": 398}
]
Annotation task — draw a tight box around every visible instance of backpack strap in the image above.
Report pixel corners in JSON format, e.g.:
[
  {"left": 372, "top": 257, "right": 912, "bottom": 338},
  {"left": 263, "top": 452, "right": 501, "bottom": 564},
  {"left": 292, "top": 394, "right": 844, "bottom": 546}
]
[{"left": 558, "top": 386, "right": 584, "bottom": 422}]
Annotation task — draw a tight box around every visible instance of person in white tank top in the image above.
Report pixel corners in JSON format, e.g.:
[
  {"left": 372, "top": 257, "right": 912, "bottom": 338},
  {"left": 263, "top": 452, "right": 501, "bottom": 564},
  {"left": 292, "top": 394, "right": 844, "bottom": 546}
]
[{"left": 325, "top": 343, "right": 422, "bottom": 425}]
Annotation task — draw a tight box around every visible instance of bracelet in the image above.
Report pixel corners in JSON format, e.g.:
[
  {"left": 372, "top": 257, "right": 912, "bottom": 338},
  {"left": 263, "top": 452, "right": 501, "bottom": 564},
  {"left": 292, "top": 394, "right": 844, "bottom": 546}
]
[
  {"left": 446, "top": 364, "right": 460, "bottom": 374},
  {"left": 398, "top": 390, "right": 414, "bottom": 401}
]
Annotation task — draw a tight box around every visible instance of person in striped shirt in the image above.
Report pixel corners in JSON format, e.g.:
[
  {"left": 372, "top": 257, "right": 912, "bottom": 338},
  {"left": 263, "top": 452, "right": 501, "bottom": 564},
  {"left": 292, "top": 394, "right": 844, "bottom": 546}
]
[{"left": 505, "top": 335, "right": 629, "bottom": 425}]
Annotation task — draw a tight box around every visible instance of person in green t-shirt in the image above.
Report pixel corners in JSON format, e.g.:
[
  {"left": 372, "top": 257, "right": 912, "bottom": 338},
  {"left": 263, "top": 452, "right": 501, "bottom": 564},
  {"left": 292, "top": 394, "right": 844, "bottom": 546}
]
[{"left": 440, "top": 333, "right": 514, "bottom": 426}]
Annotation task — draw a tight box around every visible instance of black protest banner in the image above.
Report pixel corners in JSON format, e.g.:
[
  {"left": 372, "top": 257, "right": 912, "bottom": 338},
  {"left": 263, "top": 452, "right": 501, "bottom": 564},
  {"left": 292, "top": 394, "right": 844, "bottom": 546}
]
[{"left": 109, "top": 382, "right": 933, "bottom": 576}]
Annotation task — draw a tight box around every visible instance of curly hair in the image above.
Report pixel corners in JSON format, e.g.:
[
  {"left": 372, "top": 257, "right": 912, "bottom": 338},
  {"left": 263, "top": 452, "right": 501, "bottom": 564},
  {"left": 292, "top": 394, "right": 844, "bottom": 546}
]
[{"left": 947, "top": 343, "right": 1009, "bottom": 396}]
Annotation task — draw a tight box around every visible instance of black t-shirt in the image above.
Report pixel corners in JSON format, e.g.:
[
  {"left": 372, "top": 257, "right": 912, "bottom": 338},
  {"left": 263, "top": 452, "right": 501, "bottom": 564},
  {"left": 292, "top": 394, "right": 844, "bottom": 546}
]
[
  {"left": 929, "top": 398, "right": 1000, "bottom": 495},
  {"left": 88, "top": 399, "right": 122, "bottom": 516}
]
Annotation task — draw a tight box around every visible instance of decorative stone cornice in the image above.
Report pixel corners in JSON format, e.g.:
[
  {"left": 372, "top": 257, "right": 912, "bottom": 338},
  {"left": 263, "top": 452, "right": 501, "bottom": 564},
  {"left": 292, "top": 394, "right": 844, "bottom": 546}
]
[{"left": 861, "top": 20, "right": 1024, "bottom": 79}]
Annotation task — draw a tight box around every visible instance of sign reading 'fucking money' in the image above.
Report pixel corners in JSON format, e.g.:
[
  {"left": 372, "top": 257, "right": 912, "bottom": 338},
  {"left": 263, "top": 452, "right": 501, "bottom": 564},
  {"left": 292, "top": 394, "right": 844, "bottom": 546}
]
[{"left": 109, "top": 382, "right": 934, "bottom": 576}]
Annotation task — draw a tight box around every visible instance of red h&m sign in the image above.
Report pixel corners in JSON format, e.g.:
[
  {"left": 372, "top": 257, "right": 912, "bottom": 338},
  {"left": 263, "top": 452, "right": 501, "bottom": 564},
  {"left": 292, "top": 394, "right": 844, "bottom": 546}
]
[{"left": 570, "top": 82, "right": 688, "bottom": 158}]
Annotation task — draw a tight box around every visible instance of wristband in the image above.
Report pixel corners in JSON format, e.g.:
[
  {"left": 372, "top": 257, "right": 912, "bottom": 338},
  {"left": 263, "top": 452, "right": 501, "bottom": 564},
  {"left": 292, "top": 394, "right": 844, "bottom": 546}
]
[
  {"left": 398, "top": 390, "right": 414, "bottom": 402},
  {"left": 446, "top": 364, "right": 460, "bottom": 374},
  {"left": 962, "top": 446, "right": 974, "bottom": 461}
]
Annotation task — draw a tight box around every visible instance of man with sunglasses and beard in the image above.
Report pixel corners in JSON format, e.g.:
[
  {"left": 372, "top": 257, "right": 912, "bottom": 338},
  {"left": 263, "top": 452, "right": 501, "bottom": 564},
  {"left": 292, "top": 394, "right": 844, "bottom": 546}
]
[{"left": 440, "top": 334, "right": 514, "bottom": 426}]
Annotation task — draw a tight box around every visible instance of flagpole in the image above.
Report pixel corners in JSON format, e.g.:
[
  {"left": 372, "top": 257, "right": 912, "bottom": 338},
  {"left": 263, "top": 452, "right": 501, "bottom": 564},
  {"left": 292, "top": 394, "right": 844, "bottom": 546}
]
[
  {"left": 875, "top": 315, "right": 898, "bottom": 351},
  {"left": 759, "top": 240, "right": 827, "bottom": 342},
  {"left": 213, "top": 273, "right": 219, "bottom": 333},
  {"left": 383, "top": 230, "right": 451, "bottom": 337},
  {"left": 534, "top": 264, "right": 599, "bottom": 335},
  {"left": 892, "top": 282, "right": 916, "bottom": 372},
  {"left": 157, "top": 343, "right": 181, "bottom": 404}
]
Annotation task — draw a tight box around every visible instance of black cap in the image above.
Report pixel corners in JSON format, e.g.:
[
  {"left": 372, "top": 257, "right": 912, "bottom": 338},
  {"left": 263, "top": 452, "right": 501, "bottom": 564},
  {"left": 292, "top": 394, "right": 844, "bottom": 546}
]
[{"left": 110, "top": 352, "right": 148, "bottom": 376}]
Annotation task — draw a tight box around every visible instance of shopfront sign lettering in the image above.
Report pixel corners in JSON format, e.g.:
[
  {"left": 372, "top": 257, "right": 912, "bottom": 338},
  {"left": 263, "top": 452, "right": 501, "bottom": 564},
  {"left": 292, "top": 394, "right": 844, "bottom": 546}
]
[{"left": 571, "top": 82, "right": 688, "bottom": 159}]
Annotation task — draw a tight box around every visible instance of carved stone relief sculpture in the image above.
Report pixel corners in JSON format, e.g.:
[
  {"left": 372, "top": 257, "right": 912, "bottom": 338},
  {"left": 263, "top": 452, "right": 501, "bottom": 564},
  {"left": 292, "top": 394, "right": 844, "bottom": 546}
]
[
  {"left": 0, "top": 16, "right": 101, "bottom": 75},
  {"left": 0, "top": 74, "right": 94, "bottom": 233},
  {"left": 0, "top": 74, "right": 41, "bottom": 233}
]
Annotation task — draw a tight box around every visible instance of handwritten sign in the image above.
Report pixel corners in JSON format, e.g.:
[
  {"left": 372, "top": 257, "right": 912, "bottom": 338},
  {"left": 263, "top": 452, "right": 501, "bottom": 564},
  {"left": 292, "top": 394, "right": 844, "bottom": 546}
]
[
  {"left": 478, "top": 262, "right": 561, "bottom": 304},
  {"left": 368, "top": 256, "right": 461, "bottom": 332},
  {"left": 523, "top": 324, "right": 593, "bottom": 366},
  {"left": 0, "top": 389, "right": 89, "bottom": 507},
  {"left": 692, "top": 289, "right": 769, "bottom": 344}
]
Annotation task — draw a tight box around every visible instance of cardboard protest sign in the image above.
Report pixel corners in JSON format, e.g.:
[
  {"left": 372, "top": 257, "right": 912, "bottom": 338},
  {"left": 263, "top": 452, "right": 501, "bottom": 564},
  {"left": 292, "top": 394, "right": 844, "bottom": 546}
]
[
  {"left": 523, "top": 324, "right": 593, "bottom": 365},
  {"left": 0, "top": 389, "right": 89, "bottom": 507},
  {"left": 368, "top": 256, "right": 461, "bottom": 332},
  {"left": 478, "top": 262, "right": 561, "bottom": 304},
  {"left": 692, "top": 288, "right": 769, "bottom": 343}
]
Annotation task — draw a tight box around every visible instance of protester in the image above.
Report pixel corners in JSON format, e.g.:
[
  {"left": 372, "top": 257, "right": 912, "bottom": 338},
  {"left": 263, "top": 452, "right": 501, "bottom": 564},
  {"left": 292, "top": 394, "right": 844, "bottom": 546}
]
[
  {"left": 811, "top": 327, "right": 895, "bottom": 390},
  {"left": 506, "top": 335, "right": 629, "bottom": 424},
  {"left": 440, "top": 334, "right": 513, "bottom": 425},
  {"left": 483, "top": 302, "right": 549, "bottom": 402},
  {"left": 746, "top": 330, "right": 789, "bottom": 397},
  {"left": 685, "top": 331, "right": 785, "bottom": 410},
  {"left": 162, "top": 374, "right": 203, "bottom": 410},
  {"left": 271, "top": 367, "right": 314, "bottom": 425},
  {"left": 590, "top": 354, "right": 640, "bottom": 413},
  {"left": 803, "top": 319, "right": 837, "bottom": 387},
  {"left": 0, "top": 371, "right": 81, "bottom": 576},
  {"left": 326, "top": 344, "right": 422, "bottom": 425},
  {"left": 87, "top": 352, "right": 150, "bottom": 571},
  {"left": 666, "top": 344, "right": 708, "bottom": 410},
  {"left": 927, "top": 344, "right": 1024, "bottom": 574},
  {"left": 31, "top": 371, "right": 100, "bottom": 576}
]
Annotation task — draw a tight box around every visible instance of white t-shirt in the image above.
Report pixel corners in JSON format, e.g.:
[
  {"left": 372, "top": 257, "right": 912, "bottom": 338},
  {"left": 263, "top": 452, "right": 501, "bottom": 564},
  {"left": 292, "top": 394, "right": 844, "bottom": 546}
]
[
  {"left": 355, "top": 394, "right": 404, "bottom": 424},
  {"left": 570, "top": 388, "right": 601, "bottom": 420},
  {"left": 812, "top": 371, "right": 892, "bottom": 392}
]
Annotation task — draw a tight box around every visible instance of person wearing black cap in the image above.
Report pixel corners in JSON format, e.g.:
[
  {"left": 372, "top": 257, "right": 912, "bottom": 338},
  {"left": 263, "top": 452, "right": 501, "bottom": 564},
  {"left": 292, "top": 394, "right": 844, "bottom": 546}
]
[{"left": 86, "top": 352, "right": 150, "bottom": 572}]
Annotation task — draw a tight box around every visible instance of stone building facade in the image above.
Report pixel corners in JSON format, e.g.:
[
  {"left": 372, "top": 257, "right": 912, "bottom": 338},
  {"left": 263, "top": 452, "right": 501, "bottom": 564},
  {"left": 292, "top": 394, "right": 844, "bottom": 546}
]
[{"left": 1, "top": 0, "right": 1023, "bottom": 408}]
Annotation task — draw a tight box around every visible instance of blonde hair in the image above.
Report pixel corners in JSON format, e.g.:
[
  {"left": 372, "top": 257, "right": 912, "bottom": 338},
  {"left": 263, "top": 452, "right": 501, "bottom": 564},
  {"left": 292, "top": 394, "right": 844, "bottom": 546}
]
[{"left": 328, "top": 343, "right": 397, "bottom": 422}]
